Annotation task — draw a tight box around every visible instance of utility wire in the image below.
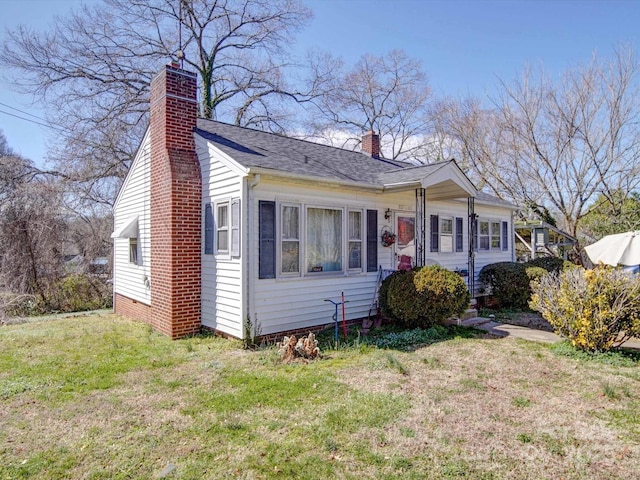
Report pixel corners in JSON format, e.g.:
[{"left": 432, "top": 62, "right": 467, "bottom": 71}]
[
  {"left": 0, "top": 108, "right": 64, "bottom": 132},
  {"left": 0, "top": 101, "right": 50, "bottom": 123}
]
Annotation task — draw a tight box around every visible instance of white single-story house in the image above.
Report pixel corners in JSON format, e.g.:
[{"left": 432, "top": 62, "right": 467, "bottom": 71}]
[{"left": 112, "top": 64, "right": 516, "bottom": 339}]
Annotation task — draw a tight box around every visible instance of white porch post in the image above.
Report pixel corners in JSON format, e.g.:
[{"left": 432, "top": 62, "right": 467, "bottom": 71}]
[{"left": 415, "top": 188, "right": 426, "bottom": 267}]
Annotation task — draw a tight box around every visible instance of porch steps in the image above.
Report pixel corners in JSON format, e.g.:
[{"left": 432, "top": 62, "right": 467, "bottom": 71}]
[
  {"left": 461, "top": 308, "right": 478, "bottom": 321},
  {"left": 442, "top": 308, "right": 478, "bottom": 326}
]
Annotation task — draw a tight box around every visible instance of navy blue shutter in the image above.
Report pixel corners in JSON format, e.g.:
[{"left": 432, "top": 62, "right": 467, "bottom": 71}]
[
  {"left": 502, "top": 221, "right": 508, "bottom": 251},
  {"left": 430, "top": 215, "right": 439, "bottom": 252},
  {"left": 259, "top": 201, "right": 276, "bottom": 279},
  {"left": 366, "top": 209, "right": 378, "bottom": 272},
  {"left": 455, "top": 217, "right": 464, "bottom": 252},
  {"left": 204, "top": 203, "right": 214, "bottom": 254},
  {"left": 473, "top": 217, "right": 478, "bottom": 252}
]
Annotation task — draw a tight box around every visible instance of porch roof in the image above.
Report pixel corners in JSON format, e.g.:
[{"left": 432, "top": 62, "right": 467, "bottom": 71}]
[{"left": 377, "top": 160, "right": 477, "bottom": 200}]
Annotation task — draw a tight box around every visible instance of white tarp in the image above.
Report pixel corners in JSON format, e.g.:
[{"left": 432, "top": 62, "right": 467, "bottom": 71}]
[{"left": 584, "top": 230, "right": 640, "bottom": 267}]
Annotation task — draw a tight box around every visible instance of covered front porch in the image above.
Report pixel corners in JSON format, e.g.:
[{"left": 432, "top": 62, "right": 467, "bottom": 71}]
[{"left": 378, "top": 160, "right": 478, "bottom": 293}]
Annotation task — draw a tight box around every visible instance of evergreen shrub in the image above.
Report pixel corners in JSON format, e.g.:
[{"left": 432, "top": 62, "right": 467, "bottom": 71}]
[
  {"left": 380, "top": 266, "right": 470, "bottom": 328},
  {"left": 478, "top": 262, "right": 530, "bottom": 309},
  {"left": 526, "top": 256, "right": 567, "bottom": 273}
]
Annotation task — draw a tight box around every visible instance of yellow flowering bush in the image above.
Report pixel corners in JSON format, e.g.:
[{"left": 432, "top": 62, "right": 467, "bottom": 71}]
[{"left": 530, "top": 267, "right": 640, "bottom": 352}]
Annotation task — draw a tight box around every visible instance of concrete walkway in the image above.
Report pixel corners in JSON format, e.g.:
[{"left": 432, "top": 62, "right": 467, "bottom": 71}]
[{"left": 461, "top": 317, "right": 640, "bottom": 350}]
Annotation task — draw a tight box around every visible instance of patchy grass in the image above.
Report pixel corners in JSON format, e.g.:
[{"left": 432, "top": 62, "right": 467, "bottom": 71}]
[{"left": 1, "top": 314, "right": 639, "bottom": 479}]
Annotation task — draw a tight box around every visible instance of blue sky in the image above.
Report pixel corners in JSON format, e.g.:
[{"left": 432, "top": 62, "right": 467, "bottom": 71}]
[{"left": 1, "top": 0, "right": 639, "bottom": 165}]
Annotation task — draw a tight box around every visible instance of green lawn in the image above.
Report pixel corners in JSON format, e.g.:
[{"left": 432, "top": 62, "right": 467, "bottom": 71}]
[{"left": 1, "top": 313, "right": 639, "bottom": 479}]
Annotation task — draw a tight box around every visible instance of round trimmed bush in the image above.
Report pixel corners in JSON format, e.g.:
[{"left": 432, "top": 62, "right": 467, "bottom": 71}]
[
  {"left": 478, "top": 262, "right": 530, "bottom": 309},
  {"left": 414, "top": 266, "right": 471, "bottom": 323},
  {"left": 380, "top": 266, "right": 470, "bottom": 328}
]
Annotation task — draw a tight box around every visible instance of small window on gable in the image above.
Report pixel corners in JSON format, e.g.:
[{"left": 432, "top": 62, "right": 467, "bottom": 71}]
[
  {"left": 217, "top": 202, "right": 229, "bottom": 254},
  {"left": 129, "top": 237, "right": 139, "bottom": 265}
]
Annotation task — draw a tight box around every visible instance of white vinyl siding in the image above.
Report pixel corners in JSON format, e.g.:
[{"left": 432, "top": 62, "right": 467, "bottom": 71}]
[
  {"left": 251, "top": 179, "right": 393, "bottom": 335},
  {"left": 198, "top": 136, "right": 245, "bottom": 338},
  {"left": 112, "top": 130, "right": 151, "bottom": 305}
]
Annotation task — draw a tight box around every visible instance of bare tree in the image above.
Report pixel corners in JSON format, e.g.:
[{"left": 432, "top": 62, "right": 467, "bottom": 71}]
[
  {"left": 0, "top": 129, "right": 12, "bottom": 156},
  {"left": 305, "top": 49, "right": 436, "bottom": 162},
  {"left": 0, "top": 0, "right": 312, "bottom": 208},
  {"left": 436, "top": 46, "right": 640, "bottom": 238},
  {"left": 0, "top": 154, "right": 66, "bottom": 309}
]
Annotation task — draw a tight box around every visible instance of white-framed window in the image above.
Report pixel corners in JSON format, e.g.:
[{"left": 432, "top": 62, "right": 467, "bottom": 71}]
[
  {"left": 348, "top": 209, "right": 363, "bottom": 270},
  {"left": 216, "top": 202, "right": 229, "bottom": 254},
  {"left": 491, "top": 221, "right": 501, "bottom": 249},
  {"left": 306, "top": 207, "right": 342, "bottom": 273},
  {"left": 440, "top": 217, "right": 454, "bottom": 252},
  {"left": 281, "top": 204, "right": 300, "bottom": 274},
  {"left": 477, "top": 219, "right": 502, "bottom": 251},
  {"left": 259, "top": 202, "right": 374, "bottom": 279},
  {"left": 478, "top": 220, "right": 490, "bottom": 250},
  {"left": 129, "top": 237, "right": 139, "bottom": 265}
]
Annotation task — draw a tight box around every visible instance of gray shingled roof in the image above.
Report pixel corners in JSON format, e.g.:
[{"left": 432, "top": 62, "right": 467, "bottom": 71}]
[
  {"left": 195, "top": 118, "right": 515, "bottom": 208},
  {"left": 196, "top": 118, "right": 407, "bottom": 185}
]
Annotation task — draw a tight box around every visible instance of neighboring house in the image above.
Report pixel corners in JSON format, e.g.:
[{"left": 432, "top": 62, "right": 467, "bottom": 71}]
[
  {"left": 514, "top": 220, "right": 577, "bottom": 261},
  {"left": 112, "top": 64, "right": 516, "bottom": 340}
]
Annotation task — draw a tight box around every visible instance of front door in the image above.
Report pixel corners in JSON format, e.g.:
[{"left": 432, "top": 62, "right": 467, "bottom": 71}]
[{"left": 395, "top": 214, "right": 415, "bottom": 270}]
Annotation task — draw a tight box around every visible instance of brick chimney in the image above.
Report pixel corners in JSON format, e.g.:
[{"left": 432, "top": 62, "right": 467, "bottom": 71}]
[
  {"left": 149, "top": 63, "right": 202, "bottom": 339},
  {"left": 361, "top": 130, "right": 380, "bottom": 158}
]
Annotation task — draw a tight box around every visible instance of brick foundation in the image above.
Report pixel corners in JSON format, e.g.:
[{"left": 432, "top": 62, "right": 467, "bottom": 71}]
[{"left": 114, "top": 293, "right": 152, "bottom": 324}]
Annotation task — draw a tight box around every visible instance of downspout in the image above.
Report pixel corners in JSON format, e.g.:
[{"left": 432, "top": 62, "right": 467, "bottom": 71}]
[{"left": 245, "top": 174, "right": 261, "bottom": 339}]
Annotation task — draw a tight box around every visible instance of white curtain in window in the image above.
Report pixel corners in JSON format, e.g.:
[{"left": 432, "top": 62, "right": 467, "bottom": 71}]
[{"left": 307, "top": 208, "right": 342, "bottom": 272}]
